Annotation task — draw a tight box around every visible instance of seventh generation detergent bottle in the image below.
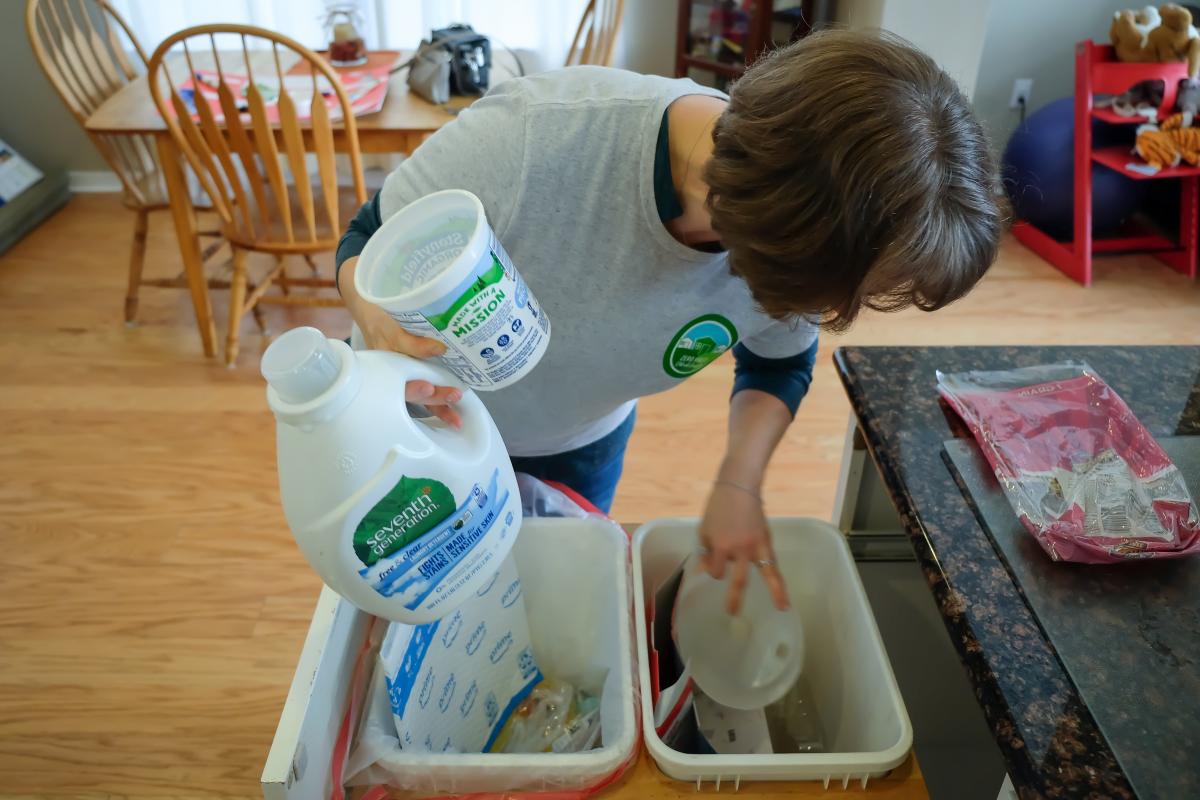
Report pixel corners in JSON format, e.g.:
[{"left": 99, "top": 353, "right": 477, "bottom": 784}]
[{"left": 261, "top": 326, "right": 521, "bottom": 623}]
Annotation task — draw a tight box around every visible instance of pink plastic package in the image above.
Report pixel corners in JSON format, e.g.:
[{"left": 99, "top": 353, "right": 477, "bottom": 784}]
[{"left": 937, "top": 362, "right": 1199, "bottom": 563}]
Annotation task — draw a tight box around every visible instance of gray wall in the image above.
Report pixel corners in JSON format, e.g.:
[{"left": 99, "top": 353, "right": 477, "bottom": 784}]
[
  {"left": 836, "top": 0, "right": 990, "bottom": 100},
  {"left": 0, "top": 1, "right": 107, "bottom": 173},
  {"left": 973, "top": 0, "right": 1129, "bottom": 152},
  {"left": 614, "top": 0, "right": 677, "bottom": 77}
]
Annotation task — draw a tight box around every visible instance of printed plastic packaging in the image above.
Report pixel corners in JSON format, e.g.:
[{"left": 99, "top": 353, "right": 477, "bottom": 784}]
[
  {"left": 354, "top": 189, "right": 550, "bottom": 390},
  {"left": 379, "top": 554, "right": 542, "bottom": 754},
  {"left": 938, "top": 362, "right": 1200, "bottom": 563}
]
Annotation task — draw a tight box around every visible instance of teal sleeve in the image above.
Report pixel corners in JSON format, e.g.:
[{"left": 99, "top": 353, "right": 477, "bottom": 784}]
[
  {"left": 335, "top": 190, "right": 383, "bottom": 289},
  {"left": 731, "top": 338, "right": 818, "bottom": 418}
]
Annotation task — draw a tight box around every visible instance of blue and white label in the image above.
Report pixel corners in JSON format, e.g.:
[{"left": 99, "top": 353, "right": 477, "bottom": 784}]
[
  {"left": 379, "top": 555, "right": 544, "bottom": 754},
  {"left": 385, "top": 619, "right": 439, "bottom": 717},
  {"left": 381, "top": 225, "right": 550, "bottom": 389}
]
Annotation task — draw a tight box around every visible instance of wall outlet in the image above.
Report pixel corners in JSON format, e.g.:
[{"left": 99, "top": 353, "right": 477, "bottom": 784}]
[{"left": 1010, "top": 78, "right": 1033, "bottom": 110}]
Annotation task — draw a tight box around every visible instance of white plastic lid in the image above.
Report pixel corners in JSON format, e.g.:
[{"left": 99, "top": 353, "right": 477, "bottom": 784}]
[
  {"left": 354, "top": 189, "right": 488, "bottom": 308},
  {"left": 674, "top": 556, "right": 805, "bottom": 711},
  {"left": 261, "top": 327, "right": 342, "bottom": 404}
]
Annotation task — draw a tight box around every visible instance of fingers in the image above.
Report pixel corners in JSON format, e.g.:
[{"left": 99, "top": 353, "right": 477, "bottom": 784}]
[
  {"left": 700, "top": 539, "right": 729, "bottom": 580},
  {"left": 404, "top": 381, "right": 463, "bottom": 429},
  {"left": 415, "top": 382, "right": 463, "bottom": 407},
  {"left": 759, "top": 561, "right": 790, "bottom": 611},
  {"left": 700, "top": 542, "right": 789, "bottom": 615},
  {"left": 755, "top": 538, "right": 789, "bottom": 611},
  {"left": 726, "top": 558, "right": 749, "bottom": 615},
  {"left": 358, "top": 305, "right": 447, "bottom": 359},
  {"left": 429, "top": 403, "right": 463, "bottom": 429},
  {"left": 403, "top": 380, "right": 433, "bottom": 404},
  {"left": 721, "top": 556, "right": 788, "bottom": 615},
  {"left": 388, "top": 327, "right": 447, "bottom": 359}
]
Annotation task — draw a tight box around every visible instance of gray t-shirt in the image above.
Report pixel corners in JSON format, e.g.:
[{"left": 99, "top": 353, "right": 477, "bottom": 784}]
[{"left": 379, "top": 67, "right": 817, "bottom": 457}]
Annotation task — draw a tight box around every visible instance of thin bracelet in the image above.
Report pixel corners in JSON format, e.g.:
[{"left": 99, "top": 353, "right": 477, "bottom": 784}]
[{"left": 713, "top": 479, "right": 761, "bottom": 501}]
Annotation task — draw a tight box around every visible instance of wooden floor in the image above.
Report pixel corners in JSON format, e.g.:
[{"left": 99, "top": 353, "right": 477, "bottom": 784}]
[{"left": 1, "top": 194, "right": 1197, "bottom": 798}]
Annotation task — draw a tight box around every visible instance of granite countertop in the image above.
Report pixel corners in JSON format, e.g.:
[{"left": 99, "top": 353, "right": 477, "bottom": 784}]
[{"left": 834, "top": 346, "right": 1200, "bottom": 800}]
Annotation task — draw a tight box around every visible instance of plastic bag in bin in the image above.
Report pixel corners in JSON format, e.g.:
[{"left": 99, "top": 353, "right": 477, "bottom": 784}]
[{"left": 937, "top": 362, "right": 1200, "bottom": 563}]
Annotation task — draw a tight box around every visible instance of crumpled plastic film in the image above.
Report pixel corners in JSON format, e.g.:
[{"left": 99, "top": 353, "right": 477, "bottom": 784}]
[
  {"left": 515, "top": 474, "right": 606, "bottom": 520},
  {"left": 938, "top": 362, "right": 1200, "bottom": 563},
  {"left": 333, "top": 472, "right": 643, "bottom": 796}
]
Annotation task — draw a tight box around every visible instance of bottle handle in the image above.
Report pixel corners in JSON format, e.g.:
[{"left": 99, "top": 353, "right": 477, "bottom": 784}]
[
  {"left": 386, "top": 352, "right": 468, "bottom": 394},
  {"left": 383, "top": 352, "right": 491, "bottom": 447}
]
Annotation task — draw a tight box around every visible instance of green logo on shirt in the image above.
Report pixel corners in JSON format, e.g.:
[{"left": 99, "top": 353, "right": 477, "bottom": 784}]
[{"left": 662, "top": 314, "right": 738, "bottom": 378}]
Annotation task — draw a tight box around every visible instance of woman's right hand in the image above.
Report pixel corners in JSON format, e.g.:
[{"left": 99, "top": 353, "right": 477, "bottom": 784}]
[{"left": 340, "top": 256, "right": 464, "bottom": 428}]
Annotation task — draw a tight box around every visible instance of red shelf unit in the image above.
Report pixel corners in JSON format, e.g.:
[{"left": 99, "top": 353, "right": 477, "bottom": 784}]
[
  {"left": 1012, "top": 40, "right": 1198, "bottom": 285},
  {"left": 1091, "top": 106, "right": 1153, "bottom": 125},
  {"left": 1091, "top": 144, "right": 1200, "bottom": 180}
]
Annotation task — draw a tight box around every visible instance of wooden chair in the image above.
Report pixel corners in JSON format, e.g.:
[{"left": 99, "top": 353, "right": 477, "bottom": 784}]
[
  {"left": 147, "top": 25, "right": 367, "bottom": 366},
  {"left": 566, "top": 0, "right": 626, "bottom": 67},
  {"left": 25, "top": 0, "right": 225, "bottom": 325}
]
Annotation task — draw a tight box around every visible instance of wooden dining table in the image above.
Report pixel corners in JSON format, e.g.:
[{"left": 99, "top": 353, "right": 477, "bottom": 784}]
[{"left": 84, "top": 52, "right": 489, "bottom": 359}]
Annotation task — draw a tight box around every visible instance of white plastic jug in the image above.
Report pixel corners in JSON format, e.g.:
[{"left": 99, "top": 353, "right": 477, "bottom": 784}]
[
  {"left": 354, "top": 189, "right": 550, "bottom": 391},
  {"left": 674, "top": 556, "right": 805, "bottom": 710},
  {"left": 262, "top": 326, "right": 522, "bottom": 624}
]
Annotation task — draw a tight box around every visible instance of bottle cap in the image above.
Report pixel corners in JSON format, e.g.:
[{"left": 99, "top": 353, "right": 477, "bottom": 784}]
[{"left": 261, "top": 326, "right": 342, "bottom": 404}]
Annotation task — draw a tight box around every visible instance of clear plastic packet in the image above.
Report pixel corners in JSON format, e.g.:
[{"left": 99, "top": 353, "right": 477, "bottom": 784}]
[
  {"left": 516, "top": 474, "right": 606, "bottom": 520},
  {"left": 937, "top": 362, "right": 1200, "bottom": 563},
  {"left": 490, "top": 678, "right": 603, "bottom": 754}
]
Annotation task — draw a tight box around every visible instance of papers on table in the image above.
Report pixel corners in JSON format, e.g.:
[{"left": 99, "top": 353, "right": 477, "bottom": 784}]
[{"left": 177, "top": 65, "right": 390, "bottom": 124}]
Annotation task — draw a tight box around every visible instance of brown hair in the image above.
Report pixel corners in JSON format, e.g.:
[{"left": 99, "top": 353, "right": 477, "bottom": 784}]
[{"left": 704, "top": 29, "right": 1004, "bottom": 331}]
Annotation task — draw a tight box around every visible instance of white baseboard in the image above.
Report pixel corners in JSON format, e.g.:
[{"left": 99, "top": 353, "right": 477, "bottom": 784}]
[{"left": 68, "top": 170, "right": 122, "bottom": 193}]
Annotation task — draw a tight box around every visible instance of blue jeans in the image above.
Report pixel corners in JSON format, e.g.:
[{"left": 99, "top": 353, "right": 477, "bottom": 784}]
[{"left": 510, "top": 409, "right": 636, "bottom": 515}]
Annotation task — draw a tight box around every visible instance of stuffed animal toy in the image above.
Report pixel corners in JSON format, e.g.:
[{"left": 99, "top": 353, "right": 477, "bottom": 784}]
[
  {"left": 1107, "top": 77, "right": 1165, "bottom": 117},
  {"left": 1111, "top": 6, "right": 1162, "bottom": 62},
  {"left": 1162, "top": 110, "right": 1200, "bottom": 132},
  {"left": 1147, "top": 5, "right": 1197, "bottom": 62},
  {"left": 1136, "top": 4, "right": 1164, "bottom": 34},
  {"left": 1135, "top": 118, "right": 1200, "bottom": 168},
  {"left": 1111, "top": 4, "right": 1200, "bottom": 77},
  {"left": 1169, "top": 121, "right": 1200, "bottom": 161},
  {"left": 1136, "top": 125, "right": 1180, "bottom": 168},
  {"left": 1176, "top": 78, "right": 1200, "bottom": 123}
]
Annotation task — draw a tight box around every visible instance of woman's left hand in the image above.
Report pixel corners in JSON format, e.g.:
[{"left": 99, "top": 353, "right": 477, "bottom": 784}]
[{"left": 697, "top": 480, "right": 790, "bottom": 614}]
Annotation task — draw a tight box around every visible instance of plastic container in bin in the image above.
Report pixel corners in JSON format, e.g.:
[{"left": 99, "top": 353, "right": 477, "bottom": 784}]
[
  {"left": 675, "top": 555, "right": 806, "bottom": 711},
  {"left": 340, "top": 518, "right": 638, "bottom": 796},
  {"left": 632, "top": 518, "right": 912, "bottom": 787}
]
